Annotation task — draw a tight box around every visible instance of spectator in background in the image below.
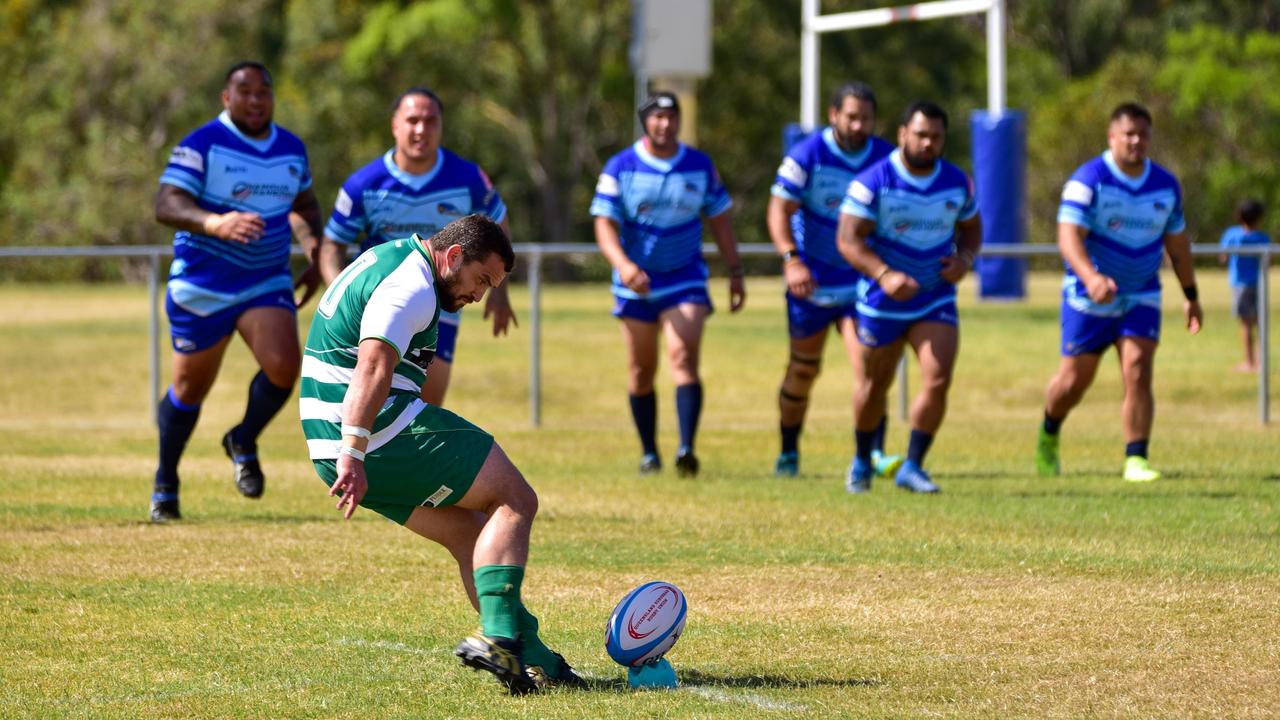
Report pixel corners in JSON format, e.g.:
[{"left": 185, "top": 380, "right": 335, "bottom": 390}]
[{"left": 1218, "top": 199, "right": 1270, "bottom": 372}]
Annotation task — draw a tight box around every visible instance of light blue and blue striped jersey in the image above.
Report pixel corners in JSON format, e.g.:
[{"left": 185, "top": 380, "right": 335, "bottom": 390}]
[
  {"left": 1057, "top": 151, "right": 1185, "bottom": 315},
  {"left": 840, "top": 151, "right": 979, "bottom": 320},
  {"left": 324, "top": 148, "right": 505, "bottom": 253},
  {"left": 1219, "top": 225, "right": 1269, "bottom": 288},
  {"left": 160, "top": 111, "right": 312, "bottom": 316},
  {"left": 772, "top": 129, "right": 894, "bottom": 298},
  {"left": 591, "top": 141, "right": 732, "bottom": 298}
]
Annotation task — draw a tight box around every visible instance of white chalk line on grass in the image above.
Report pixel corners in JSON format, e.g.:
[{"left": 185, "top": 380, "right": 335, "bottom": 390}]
[{"left": 683, "top": 686, "right": 808, "bottom": 713}]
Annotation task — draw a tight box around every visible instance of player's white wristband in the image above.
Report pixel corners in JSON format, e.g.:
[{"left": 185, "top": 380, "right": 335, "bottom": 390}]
[
  {"left": 341, "top": 424, "right": 372, "bottom": 439},
  {"left": 338, "top": 446, "right": 366, "bottom": 462}
]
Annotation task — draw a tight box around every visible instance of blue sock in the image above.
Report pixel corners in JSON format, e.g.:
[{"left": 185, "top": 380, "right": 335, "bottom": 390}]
[
  {"left": 155, "top": 387, "right": 200, "bottom": 494},
  {"left": 907, "top": 430, "right": 934, "bottom": 466},
  {"left": 675, "top": 382, "right": 703, "bottom": 452},
  {"left": 854, "top": 428, "right": 876, "bottom": 465},
  {"left": 231, "top": 371, "right": 293, "bottom": 450},
  {"left": 628, "top": 392, "right": 658, "bottom": 455},
  {"left": 872, "top": 415, "right": 888, "bottom": 454},
  {"left": 1125, "top": 439, "right": 1149, "bottom": 459},
  {"left": 780, "top": 423, "right": 801, "bottom": 454},
  {"left": 1043, "top": 411, "right": 1063, "bottom": 435}
]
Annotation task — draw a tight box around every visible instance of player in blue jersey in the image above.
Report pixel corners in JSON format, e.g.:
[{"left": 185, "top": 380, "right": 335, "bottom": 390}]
[
  {"left": 149, "top": 61, "right": 324, "bottom": 522},
  {"left": 318, "top": 87, "right": 517, "bottom": 406},
  {"left": 591, "top": 92, "right": 746, "bottom": 477},
  {"left": 1218, "top": 199, "right": 1269, "bottom": 372},
  {"left": 1036, "top": 103, "right": 1202, "bottom": 483},
  {"left": 767, "top": 82, "right": 901, "bottom": 481},
  {"left": 837, "top": 101, "right": 982, "bottom": 494}
]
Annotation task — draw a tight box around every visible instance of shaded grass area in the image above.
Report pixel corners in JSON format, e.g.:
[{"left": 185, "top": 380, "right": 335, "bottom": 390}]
[{"left": 1, "top": 274, "right": 1277, "bottom": 718}]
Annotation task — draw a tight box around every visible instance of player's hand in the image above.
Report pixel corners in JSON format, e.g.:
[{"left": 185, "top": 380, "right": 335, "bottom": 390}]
[
  {"left": 1185, "top": 299, "right": 1203, "bottom": 335},
  {"left": 877, "top": 270, "right": 919, "bottom": 301},
  {"left": 938, "top": 254, "right": 971, "bottom": 284},
  {"left": 484, "top": 286, "right": 519, "bottom": 337},
  {"left": 620, "top": 262, "right": 650, "bottom": 296},
  {"left": 729, "top": 273, "right": 746, "bottom": 313},
  {"left": 1085, "top": 273, "right": 1118, "bottom": 304},
  {"left": 204, "top": 211, "right": 265, "bottom": 243},
  {"left": 294, "top": 263, "right": 321, "bottom": 308},
  {"left": 783, "top": 258, "right": 815, "bottom": 299},
  {"left": 331, "top": 454, "right": 368, "bottom": 520}
]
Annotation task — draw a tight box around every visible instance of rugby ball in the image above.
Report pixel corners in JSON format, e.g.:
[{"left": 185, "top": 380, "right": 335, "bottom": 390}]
[{"left": 605, "top": 581, "right": 687, "bottom": 667}]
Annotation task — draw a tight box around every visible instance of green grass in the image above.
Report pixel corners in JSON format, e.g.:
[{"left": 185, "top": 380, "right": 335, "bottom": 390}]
[{"left": 1, "top": 272, "right": 1277, "bottom": 719}]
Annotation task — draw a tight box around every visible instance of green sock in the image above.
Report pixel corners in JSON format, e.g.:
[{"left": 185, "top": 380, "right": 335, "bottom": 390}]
[
  {"left": 517, "top": 606, "right": 563, "bottom": 673},
  {"left": 474, "top": 564, "right": 524, "bottom": 641}
]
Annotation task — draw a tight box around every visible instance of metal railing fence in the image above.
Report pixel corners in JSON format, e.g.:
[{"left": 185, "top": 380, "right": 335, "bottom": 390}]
[{"left": 1, "top": 242, "right": 1274, "bottom": 424}]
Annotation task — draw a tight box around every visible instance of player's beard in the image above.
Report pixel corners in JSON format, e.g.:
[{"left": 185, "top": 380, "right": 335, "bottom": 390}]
[
  {"left": 902, "top": 147, "right": 938, "bottom": 170},
  {"left": 834, "top": 128, "right": 867, "bottom": 152},
  {"left": 436, "top": 273, "right": 466, "bottom": 312}
]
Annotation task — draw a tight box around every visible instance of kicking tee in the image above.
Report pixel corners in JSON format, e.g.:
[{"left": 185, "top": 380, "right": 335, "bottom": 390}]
[
  {"left": 590, "top": 141, "right": 732, "bottom": 299},
  {"left": 840, "top": 151, "right": 978, "bottom": 320},
  {"left": 160, "top": 111, "right": 312, "bottom": 316},
  {"left": 1057, "top": 150, "right": 1185, "bottom": 316},
  {"left": 772, "top": 129, "right": 894, "bottom": 304},
  {"left": 300, "top": 235, "right": 442, "bottom": 460}
]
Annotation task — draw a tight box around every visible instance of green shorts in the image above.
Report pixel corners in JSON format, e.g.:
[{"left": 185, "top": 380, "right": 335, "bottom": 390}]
[{"left": 312, "top": 404, "right": 494, "bottom": 525}]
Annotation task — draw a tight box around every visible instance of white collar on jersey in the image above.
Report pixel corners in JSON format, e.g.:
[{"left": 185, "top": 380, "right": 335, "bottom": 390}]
[
  {"left": 1101, "top": 150, "right": 1151, "bottom": 189},
  {"left": 633, "top": 139, "right": 687, "bottom": 172},
  {"left": 217, "top": 111, "right": 278, "bottom": 152},
  {"left": 382, "top": 148, "right": 446, "bottom": 191},
  {"left": 888, "top": 149, "right": 941, "bottom": 190},
  {"left": 821, "top": 127, "right": 875, "bottom": 167}
]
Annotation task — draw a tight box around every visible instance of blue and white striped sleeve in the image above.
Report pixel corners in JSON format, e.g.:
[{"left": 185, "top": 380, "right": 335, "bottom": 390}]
[
  {"left": 770, "top": 146, "right": 810, "bottom": 203},
  {"left": 589, "top": 157, "right": 625, "bottom": 222},
  {"left": 701, "top": 163, "right": 732, "bottom": 218},
  {"left": 1164, "top": 181, "right": 1186, "bottom": 235},
  {"left": 1057, "top": 166, "right": 1096, "bottom": 229},
  {"left": 839, "top": 171, "right": 879, "bottom": 222}
]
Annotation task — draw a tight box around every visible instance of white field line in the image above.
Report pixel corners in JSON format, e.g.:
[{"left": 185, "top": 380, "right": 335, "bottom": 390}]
[{"left": 683, "top": 686, "right": 808, "bottom": 712}]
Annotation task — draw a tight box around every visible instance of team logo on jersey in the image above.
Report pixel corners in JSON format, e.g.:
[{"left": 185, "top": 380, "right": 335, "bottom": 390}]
[
  {"left": 825, "top": 196, "right": 841, "bottom": 209},
  {"left": 406, "top": 347, "right": 435, "bottom": 372},
  {"left": 288, "top": 164, "right": 300, "bottom": 178},
  {"left": 637, "top": 202, "right": 653, "bottom": 215},
  {"left": 232, "top": 182, "right": 253, "bottom": 201},
  {"left": 945, "top": 200, "right": 958, "bottom": 211},
  {"left": 1153, "top": 201, "right": 1167, "bottom": 211},
  {"left": 894, "top": 221, "right": 911, "bottom": 234},
  {"left": 684, "top": 182, "right": 699, "bottom": 193},
  {"left": 436, "top": 202, "right": 463, "bottom": 217}
]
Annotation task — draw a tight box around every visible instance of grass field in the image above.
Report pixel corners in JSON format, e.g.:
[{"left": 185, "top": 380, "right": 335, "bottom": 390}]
[{"left": 1, "top": 271, "right": 1277, "bottom": 719}]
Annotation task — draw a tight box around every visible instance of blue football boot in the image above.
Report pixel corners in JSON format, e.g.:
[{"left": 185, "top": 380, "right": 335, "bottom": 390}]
[{"left": 894, "top": 460, "right": 940, "bottom": 494}]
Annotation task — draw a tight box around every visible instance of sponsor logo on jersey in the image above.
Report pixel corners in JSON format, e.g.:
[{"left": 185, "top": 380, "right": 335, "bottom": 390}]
[
  {"left": 169, "top": 146, "right": 204, "bottom": 173},
  {"left": 848, "top": 181, "right": 875, "bottom": 206},
  {"left": 825, "top": 195, "right": 841, "bottom": 209},
  {"left": 1061, "top": 179, "right": 1093, "bottom": 205},
  {"left": 380, "top": 222, "right": 436, "bottom": 237},
  {"left": 778, "top": 157, "right": 808, "bottom": 187},
  {"left": 230, "top": 181, "right": 297, "bottom": 202},
  {"left": 232, "top": 182, "right": 253, "bottom": 201},
  {"left": 223, "top": 165, "right": 247, "bottom": 174},
  {"left": 334, "top": 188, "right": 353, "bottom": 216},
  {"left": 406, "top": 347, "right": 435, "bottom": 371},
  {"left": 595, "top": 174, "right": 620, "bottom": 197},
  {"left": 436, "top": 202, "right": 464, "bottom": 217}
]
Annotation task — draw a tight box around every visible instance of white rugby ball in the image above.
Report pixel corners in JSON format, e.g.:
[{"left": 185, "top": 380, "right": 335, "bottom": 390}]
[{"left": 605, "top": 581, "right": 687, "bottom": 667}]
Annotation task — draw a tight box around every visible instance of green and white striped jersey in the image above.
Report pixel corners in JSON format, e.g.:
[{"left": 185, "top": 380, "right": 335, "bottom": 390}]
[{"left": 300, "top": 234, "right": 441, "bottom": 460}]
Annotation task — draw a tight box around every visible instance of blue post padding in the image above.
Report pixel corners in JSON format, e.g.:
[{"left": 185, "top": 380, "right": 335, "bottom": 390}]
[
  {"left": 970, "top": 110, "right": 1027, "bottom": 300},
  {"left": 782, "top": 122, "right": 808, "bottom": 154}
]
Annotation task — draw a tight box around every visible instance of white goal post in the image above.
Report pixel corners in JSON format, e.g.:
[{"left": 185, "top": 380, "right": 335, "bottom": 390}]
[{"left": 800, "top": 0, "right": 1007, "bottom": 129}]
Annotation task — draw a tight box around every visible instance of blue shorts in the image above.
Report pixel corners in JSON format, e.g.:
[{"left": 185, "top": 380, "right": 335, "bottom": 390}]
[
  {"left": 436, "top": 312, "right": 461, "bottom": 364},
  {"left": 1061, "top": 300, "right": 1160, "bottom": 355},
  {"left": 166, "top": 287, "right": 296, "bottom": 353},
  {"left": 613, "top": 286, "right": 713, "bottom": 323},
  {"left": 855, "top": 301, "right": 958, "bottom": 348},
  {"left": 787, "top": 293, "right": 858, "bottom": 339}
]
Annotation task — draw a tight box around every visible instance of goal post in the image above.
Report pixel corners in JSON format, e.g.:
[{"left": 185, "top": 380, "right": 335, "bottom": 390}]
[{"left": 799, "top": 0, "right": 1026, "bottom": 300}]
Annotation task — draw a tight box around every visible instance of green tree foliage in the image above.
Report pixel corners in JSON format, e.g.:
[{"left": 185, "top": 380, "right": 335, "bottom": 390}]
[{"left": 3, "top": 0, "right": 1279, "bottom": 281}]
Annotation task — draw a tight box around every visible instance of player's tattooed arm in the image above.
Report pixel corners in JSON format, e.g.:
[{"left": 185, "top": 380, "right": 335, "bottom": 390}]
[{"left": 155, "top": 184, "right": 264, "bottom": 243}]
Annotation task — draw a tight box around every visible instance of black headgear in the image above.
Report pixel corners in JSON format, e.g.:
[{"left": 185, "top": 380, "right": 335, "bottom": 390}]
[{"left": 638, "top": 92, "right": 681, "bottom": 122}]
